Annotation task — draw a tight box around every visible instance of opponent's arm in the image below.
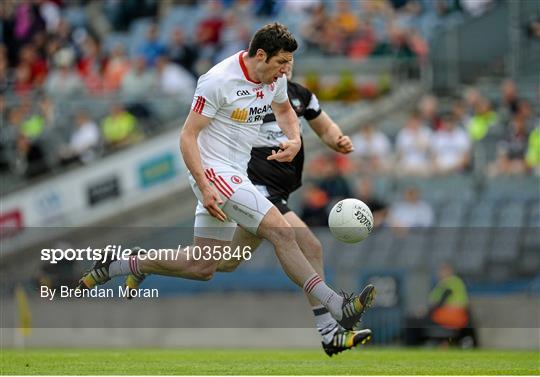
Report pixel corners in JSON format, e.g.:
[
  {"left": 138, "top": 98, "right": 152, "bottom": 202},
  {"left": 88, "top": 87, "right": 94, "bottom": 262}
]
[
  {"left": 268, "top": 99, "right": 301, "bottom": 162},
  {"left": 180, "top": 111, "right": 227, "bottom": 221},
  {"left": 308, "top": 111, "right": 354, "bottom": 154}
]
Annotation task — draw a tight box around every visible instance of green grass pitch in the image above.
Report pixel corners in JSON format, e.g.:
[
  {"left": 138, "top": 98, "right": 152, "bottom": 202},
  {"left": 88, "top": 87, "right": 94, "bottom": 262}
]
[{"left": 1, "top": 348, "right": 539, "bottom": 375}]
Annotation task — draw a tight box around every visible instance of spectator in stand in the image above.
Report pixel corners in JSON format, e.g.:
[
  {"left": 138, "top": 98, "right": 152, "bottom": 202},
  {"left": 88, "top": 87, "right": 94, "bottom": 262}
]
[
  {"left": 301, "top": 4, "right": 330, "bottom": 52},
  {"left": 418, "top": 94, "right": 442, "bottom": 130},
  {"left": 58, "top": 110, "right": 100, "bottom": 165},
  {"left": 120, "top": 55, "right": 156, "bottom": 126},
  {"left": 138, "top": 22, "right": 167, "bottom": 67},
  {"left": 331, "top": 0, "right": 360, "bottom": 47},
  {"left": 465, "top": 97, "right": 498, "bottom": 142},
  {"left": 0, "top": 45, "right": 9, "bottom": 92},
  {"left": 14, "top": 100, "right": 49, "bottom": 177},
  {"left": 16, "top": 43, "right": 48, "bottom": 91},
  {"left": 351, "top": 122, "right": 393, "bottom": 174},
  {"left": 313, "top": 154, "right": 353, "bottom": 202},
  {"left": 460, "top": 0, "right": 493, "bottom": 17},
  {"left": 13, "top": 60, "right": 34, "bottom": 96},
  {"left": 431, "top": 113, "right": 471, "bottom": 175},
  {"left": 54, "top": 18, "right": 77, "bottom": 54},
  {"left": 488, "top": 100, "right": 533, "bottom": 176},
  {"left": 500, "top": 79, "right": 520, "bottom": 117},
  {"left": 38, "top": 0, "right": 61, "bottom": 33},
  {"left": 355, "top": 177, "right": 388, "bottom": 227},
  {"left": 526, "top": 124, "right": 540, "bottom": 174},
  {"left": 300, "top": 182, "right": 330, "bottom": 227},
  {"left": 388, "top": 186, "right": 434, "bottom": 228},
  {"left": 155, "top": 54, "right": 196, "bottom": 96},
  {"left": 395, "top": 110, "right": 433, "bottom": 176},
  {"left": 168, "top": 27, "right": 199, "bottom": 77},
  {"left": 526, "top": 14, "right": 540, "bottom": 39},
  {"left": 102, "top": 44, "right": 131, "bottom": 92},
  {"left": 195, "top": 0, "right": 224, "bottom": 63},
  {"left": 347, "top": 19, "right": 377, "bottom": 59},
  {"left": 120, "top": 56, "right": 156, "bottom": 102},
  {"left": 215, "top": 9, "right": 251, "bottom": 62},
  {"left": 44, "top": 47, "right": 85, "bottom": 99},
  {"left": 462, "top": 87, "right": 482, "bottom": 119},
  {"left": 11, "top": 1, "right": 46, "bottom": 55},
  {"left": 101, "top": 104, "right": 142, "bottom": 150},
  {"left": 77, "top": 35, "right": 106, "bottom": 94}
]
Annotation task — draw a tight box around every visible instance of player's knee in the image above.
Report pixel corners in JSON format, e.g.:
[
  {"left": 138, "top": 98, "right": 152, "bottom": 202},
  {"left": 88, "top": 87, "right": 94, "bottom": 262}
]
[
  {"left": 189, "top": 260, "right": 217, "bottom": 281},
  {"left": 193, "top": 266, "right": 215, "bottom": 281},
  {"left": 269, "top": 225, "right": 296, "bottom": 245}
]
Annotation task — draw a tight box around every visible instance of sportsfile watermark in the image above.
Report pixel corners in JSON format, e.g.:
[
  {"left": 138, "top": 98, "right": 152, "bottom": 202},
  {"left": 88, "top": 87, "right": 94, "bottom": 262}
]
[{"left": 40, "top": 244, "right": 253, "bottom": 264}]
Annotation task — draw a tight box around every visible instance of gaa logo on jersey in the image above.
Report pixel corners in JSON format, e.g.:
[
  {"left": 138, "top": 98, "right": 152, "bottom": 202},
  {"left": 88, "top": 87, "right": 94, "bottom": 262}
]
[{"left": 231, "top": 175, "right": 242, "bottom": 184}]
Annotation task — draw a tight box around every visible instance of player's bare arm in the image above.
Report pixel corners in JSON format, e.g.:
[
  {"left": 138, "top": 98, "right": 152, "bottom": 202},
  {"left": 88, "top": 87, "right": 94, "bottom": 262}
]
[
  {"left": 309, "top": 111, "right": 354, "bottom": 154},
  {"left": 180, "top": 111, "right": 227, "bottom": 222},
  {"left": 267, "top": 99, "right": 301, "bottom": 162}
]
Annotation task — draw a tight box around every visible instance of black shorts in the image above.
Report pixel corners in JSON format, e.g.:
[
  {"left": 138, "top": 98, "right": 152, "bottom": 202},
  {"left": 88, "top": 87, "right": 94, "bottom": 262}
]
[{"left": 267, "top": 194, "right": 292, "bottom": 215}]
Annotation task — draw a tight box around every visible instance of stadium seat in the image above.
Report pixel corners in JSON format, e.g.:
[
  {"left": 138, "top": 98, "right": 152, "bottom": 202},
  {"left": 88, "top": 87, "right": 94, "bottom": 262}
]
[
  {"left": 366, "top": 228, "right": 396, "bottom": 267},
  {"left": 454, "top": 229, "right": 489, "bottom": 277},
  {"left": 495, "top": 200, "right": 526, "bottom": 227},
  {"left": 392, "top": 229, "right": 429, "bottom": 269},
  {"left": 436, "top": 199, "right": 469, "bottom": 227},
  {"left": 488, "top": 228, "right": 521, "bottom": 263},
  {"left": 483, "top": 176, "right": 540, "bottom": 202},
  {"left": 426, "top": 228, "right": 460, "bottom": 269},
  {"left": 466, "top": 201, "right": 496, "bottom": 227}
]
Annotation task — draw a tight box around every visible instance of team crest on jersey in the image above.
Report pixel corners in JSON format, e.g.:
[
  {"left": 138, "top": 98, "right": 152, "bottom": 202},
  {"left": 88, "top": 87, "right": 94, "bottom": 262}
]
[
  {"left": 231, "top": 108, "right": 249, "bottom": 122},
  {"left": 231, "top": 175, "right": 242, "bottom": 184}
]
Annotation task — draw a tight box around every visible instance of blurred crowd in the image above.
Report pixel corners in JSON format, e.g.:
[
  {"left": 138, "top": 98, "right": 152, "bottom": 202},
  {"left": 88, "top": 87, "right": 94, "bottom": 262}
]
[
  {"left": 1, "top": 0, "right": 495, "bottom": 97},
  {"left": 300, "top": 80, "right": 540, "bottom": 227},
  {"left": 1, "top": 0, "right": 536, "bottom": 188}
]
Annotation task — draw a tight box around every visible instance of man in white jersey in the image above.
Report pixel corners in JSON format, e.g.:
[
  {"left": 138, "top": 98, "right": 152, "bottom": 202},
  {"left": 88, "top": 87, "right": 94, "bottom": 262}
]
[{"left": 78, "top": 23, "right": 374, "bottom": 336}]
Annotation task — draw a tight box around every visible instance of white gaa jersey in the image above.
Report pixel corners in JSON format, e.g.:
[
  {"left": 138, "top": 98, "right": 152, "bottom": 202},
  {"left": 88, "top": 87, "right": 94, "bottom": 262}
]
[{"left": 191, "top": 51, "right": 288, "bottom": 172}]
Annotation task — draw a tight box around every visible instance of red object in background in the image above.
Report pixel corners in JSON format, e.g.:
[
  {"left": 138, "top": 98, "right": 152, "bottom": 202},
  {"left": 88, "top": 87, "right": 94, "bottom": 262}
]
[
  {"left": 334, "top": 154, "right": 353, "bottom": 174},
  {"left": 0, "top": 209, "right": 24, "bottom": 238}
]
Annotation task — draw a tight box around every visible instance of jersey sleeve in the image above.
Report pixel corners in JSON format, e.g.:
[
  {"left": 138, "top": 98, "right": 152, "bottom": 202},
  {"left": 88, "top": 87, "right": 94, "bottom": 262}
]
[
  {"left": 191, "top": 73, "right": 223, "bottom": 118},
  {"left": 291, "top": 81, "right": 322, "bottom": 121},
  {"left": 272, "top": 75, "right": 289, "bottom": 104},
  {"left": 303, "top": 92, "right": 322, "bottom": 121}
]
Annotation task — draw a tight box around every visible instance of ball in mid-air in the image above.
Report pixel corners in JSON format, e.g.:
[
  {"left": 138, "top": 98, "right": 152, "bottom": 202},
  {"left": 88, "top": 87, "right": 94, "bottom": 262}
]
[{"left": 328, "top": 198, "right": 374, "bottom": 243}]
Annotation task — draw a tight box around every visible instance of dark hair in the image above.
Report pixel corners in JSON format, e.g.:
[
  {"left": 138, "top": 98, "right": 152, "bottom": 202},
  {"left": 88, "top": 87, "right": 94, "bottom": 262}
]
[{"left": 248, "top": 23, "right": 297, "bottom": 61}]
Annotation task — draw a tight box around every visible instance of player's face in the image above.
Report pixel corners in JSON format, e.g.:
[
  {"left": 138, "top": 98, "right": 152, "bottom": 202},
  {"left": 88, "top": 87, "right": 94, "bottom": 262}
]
[{"left": 257, "top": 50, "right": 294, "bottom": 84}]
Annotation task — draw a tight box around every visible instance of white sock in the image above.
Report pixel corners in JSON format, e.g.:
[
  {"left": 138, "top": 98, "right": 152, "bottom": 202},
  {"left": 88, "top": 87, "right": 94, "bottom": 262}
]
[
  {"left": 108, "top": 256, "right": 140, "bottom": 278},
  {"left": 312, "top": 305, "right": 339, "bottom": 344},
  {"left": 303, "top": 274, "right": 344, "bottom": 320}
]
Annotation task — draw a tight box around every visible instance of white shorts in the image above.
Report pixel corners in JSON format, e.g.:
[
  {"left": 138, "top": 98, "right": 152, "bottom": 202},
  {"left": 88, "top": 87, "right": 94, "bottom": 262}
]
[{"left": 189, "top": 167, "right": 274, "bottom": 241}]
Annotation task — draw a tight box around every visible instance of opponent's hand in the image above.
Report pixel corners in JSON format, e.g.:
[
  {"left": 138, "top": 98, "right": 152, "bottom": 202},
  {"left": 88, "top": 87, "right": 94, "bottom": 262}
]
[
  {"left": 267, "top": 138, "right": 301, "bottom": 162},
  {"left": 335, "top": 135, "right": 354, "bottom": 154},
  {"left": 202, "top": 185, "right": 227, "bottom": 222}
]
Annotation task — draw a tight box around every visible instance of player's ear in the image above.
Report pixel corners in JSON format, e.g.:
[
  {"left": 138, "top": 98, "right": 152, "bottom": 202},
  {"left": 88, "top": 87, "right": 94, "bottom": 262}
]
[{"left": 255, "top": 49, "right": 267, "bottom": 62}]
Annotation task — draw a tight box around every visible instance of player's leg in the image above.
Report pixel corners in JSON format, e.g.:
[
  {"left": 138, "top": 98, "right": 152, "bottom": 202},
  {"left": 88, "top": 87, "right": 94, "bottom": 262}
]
[
  {"left": 255, "top": 206, "right": 372, "bottom": 329},
  {"left": 217, "top": 226, "right": 263, "bottom": 272},
  {"left": 283, "top": 211, "right": 373, "bottom": 354},
  {"left": 78, "top": 203, "right": 236, "bottom": 289},
  {"left": 78, "top": 236, "right": 229, "bottom": 289}
]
